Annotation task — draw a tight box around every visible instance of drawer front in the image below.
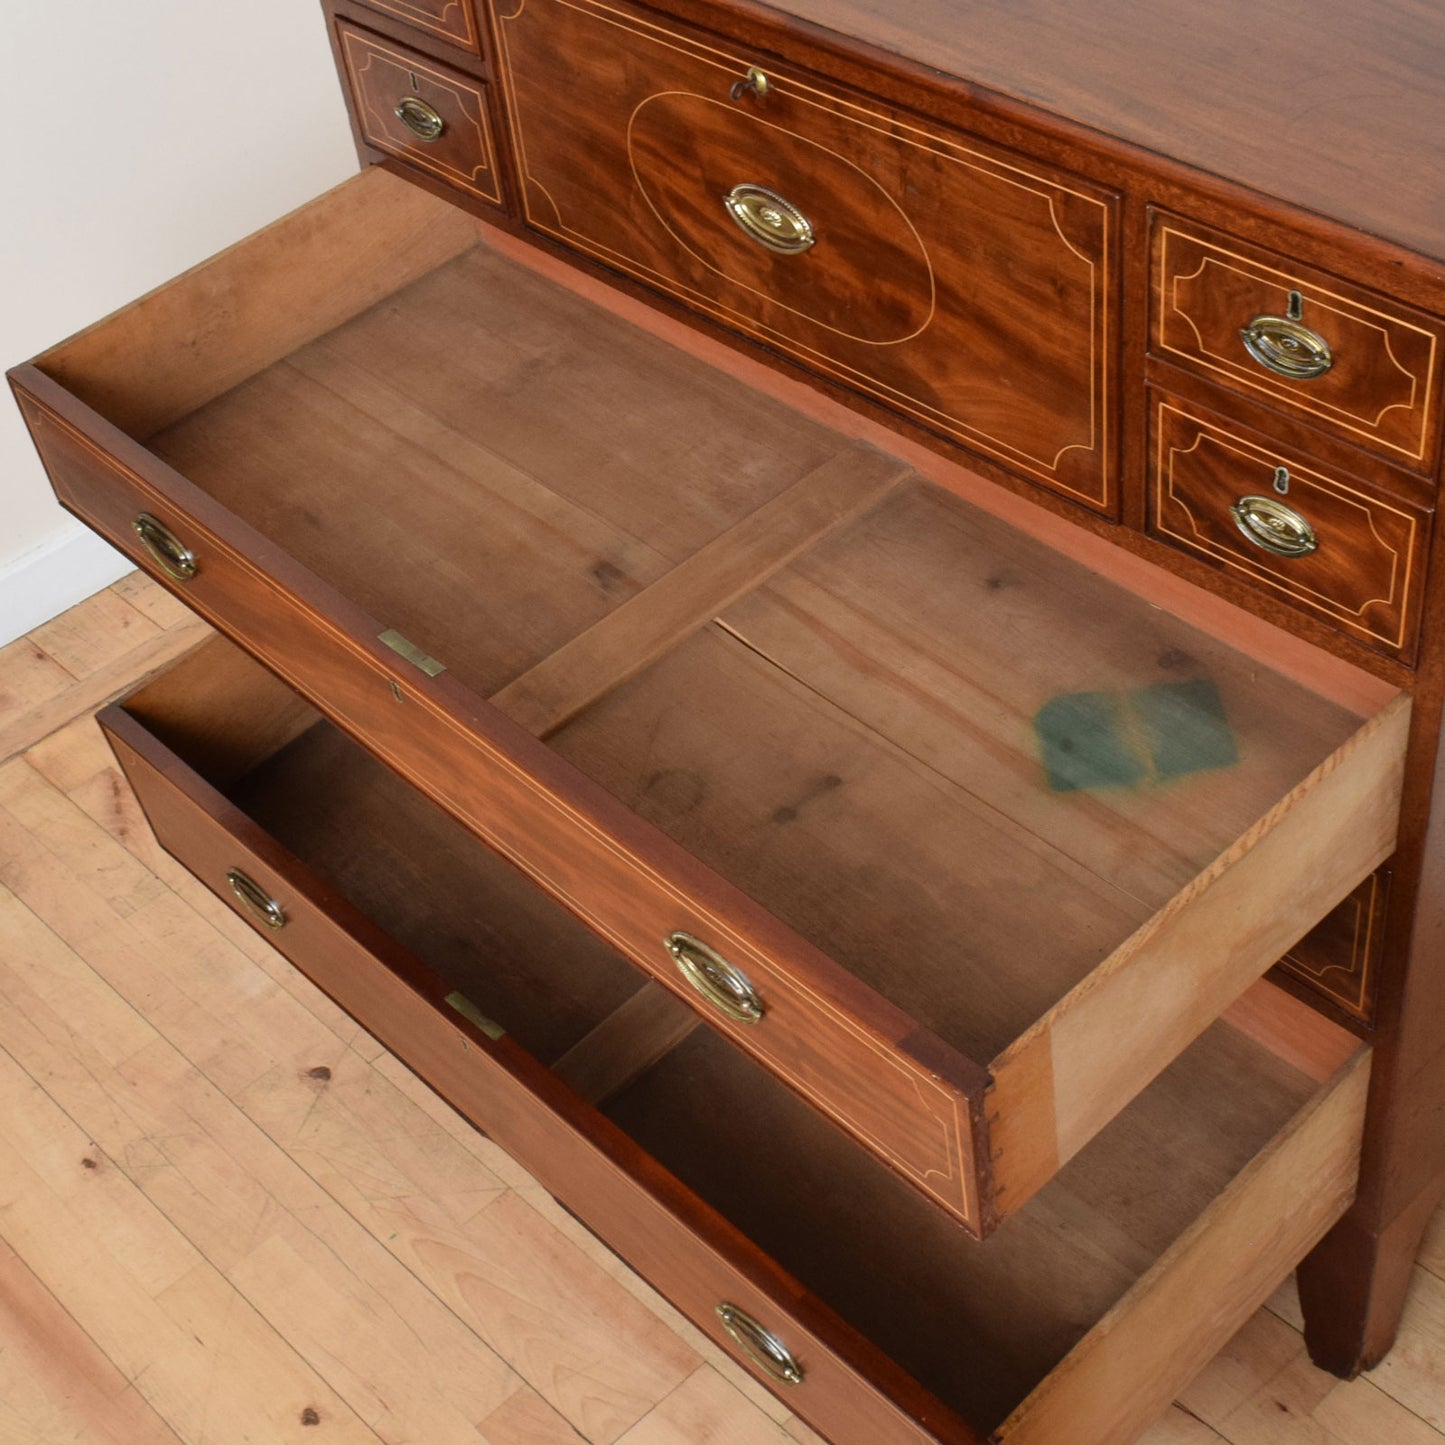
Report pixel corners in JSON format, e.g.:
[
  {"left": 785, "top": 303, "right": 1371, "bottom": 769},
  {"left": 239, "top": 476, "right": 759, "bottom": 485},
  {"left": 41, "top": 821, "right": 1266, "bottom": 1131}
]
[
  {"left": 338, "top": 22, "right": 502, "bottom": 204},
  {"left": 1277, "top": 871, "right": 1388, "bottom": 1026},
  {"left": 494, "top": 0, "right": 1116, "bottom": 512},
  {"left": 1149, "top": 396, "right": 1429, "bottom": 660},
  {"left": 13, "top": 379, "right": 991, "bottom": 1234},
  {"left": 97, "top": 706, "right": 965, "bottom": 1445},
  {"left": 1153, "top": 216, "right": 1442, "bottom": 470},
  {"left": 349, "top": 0, "right": 480, "bottom": 51}
]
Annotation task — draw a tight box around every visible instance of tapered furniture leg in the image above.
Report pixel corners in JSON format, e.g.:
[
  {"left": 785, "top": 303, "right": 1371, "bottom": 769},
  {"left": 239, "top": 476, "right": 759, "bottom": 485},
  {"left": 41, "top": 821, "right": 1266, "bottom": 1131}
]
[
  {"left": 1300, "top": 633, "right": 1445, "bottom": 1377},
  {"left": 1298, "top": 1188, "right": 1440, "bottom": 1375}
]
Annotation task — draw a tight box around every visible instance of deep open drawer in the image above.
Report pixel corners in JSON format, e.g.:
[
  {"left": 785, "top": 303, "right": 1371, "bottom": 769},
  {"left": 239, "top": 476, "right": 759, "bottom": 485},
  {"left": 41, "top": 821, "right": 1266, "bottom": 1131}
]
[
  {"left": 98, "top": 636, "right": 1371, "bottom": 1445},
  {"left": 10, "top": 166, "right": 1407, "bottom": 1234}
]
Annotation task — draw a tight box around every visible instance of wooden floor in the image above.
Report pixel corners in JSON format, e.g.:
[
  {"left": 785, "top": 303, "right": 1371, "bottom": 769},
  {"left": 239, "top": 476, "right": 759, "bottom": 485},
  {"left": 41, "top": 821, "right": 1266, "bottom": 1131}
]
[{"left": 2, "top": 576, "right": 1444, "bottom": 1445}]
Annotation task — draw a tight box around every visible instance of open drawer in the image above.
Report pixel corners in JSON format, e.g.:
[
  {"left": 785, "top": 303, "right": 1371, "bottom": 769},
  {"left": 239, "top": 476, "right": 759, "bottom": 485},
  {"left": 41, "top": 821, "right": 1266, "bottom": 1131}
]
[
  {"left": 98, "top": 637, "right": 1370, "bottom": 1445},
  {"left": 10, "top": 167, "right": 1406, "bottom": 1234}
]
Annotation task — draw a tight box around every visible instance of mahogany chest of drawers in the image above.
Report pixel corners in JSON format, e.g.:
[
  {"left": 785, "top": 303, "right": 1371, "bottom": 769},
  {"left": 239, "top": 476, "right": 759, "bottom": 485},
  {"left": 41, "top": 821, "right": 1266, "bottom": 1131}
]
[{"left": 13, "top": 1, "right": 1445, "bottom": 1440}]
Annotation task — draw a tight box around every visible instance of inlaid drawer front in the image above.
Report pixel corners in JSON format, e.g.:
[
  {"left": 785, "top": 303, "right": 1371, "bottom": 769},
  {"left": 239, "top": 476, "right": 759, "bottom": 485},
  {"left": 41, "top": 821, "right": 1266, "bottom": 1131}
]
[
  {"left": 350, "top": 0, "right": 480, "bottom": 51},
  {"left": 99, "top": 642, "right": 1372, "bottom": 1445},
  {"left": 1153, "top": 216, "right": 1442, "bottom": 469},
  {"left": 494, "top": 0, "right": 1117, "bottom": 512},
  {"left": 10, "top": 170, "right": 1408, "bottom": 1246},
  {"left": 1151, "top": 398, "right": 1429, "bottom": 660},
  {"left": 338, "top": 22, "right": 501, "bottom": 203},
  {"left": 1277, "top": 871, "right": 1387, "bottom": 1025}
]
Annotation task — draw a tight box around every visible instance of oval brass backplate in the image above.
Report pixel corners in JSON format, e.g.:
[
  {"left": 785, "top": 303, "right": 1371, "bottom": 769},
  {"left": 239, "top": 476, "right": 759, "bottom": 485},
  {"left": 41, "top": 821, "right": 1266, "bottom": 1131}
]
[
  {"left": 1240, "top": 314, "right": 1333, "bottom": 379},
  {"left": 1230, "top": 493, "right": 1320, "bottom": 558},
  {"left": 132, "top": 512, "right": 197, "bottom": 582},
  {"left": 723, "top": 183, "right": 815, "bottom": 255},
  {"left": 665, "top": 932, "right": 765, "bottom": 1023},
  {"left": 226, "top": 868, "right": 286, "bottom": 930},
  {"left": 716, "top": 1303, "right": 803, "bottom": 1385},
  {"left": 395, "top": 96, "right": 445, "bottom": 142}
]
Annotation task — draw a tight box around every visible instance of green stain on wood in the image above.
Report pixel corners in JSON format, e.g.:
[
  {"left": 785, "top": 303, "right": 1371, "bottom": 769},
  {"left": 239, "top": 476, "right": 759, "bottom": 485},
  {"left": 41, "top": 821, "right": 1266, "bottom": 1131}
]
[
  {"left": 1035, "top": 691, "right": 1147, "bottom": 792},
  {"left": 1135, "top": 678, "right": 1239, "bottom": 780},
  {"left": 1035, "top": 678, "right": 1237, "bottom": 792}
]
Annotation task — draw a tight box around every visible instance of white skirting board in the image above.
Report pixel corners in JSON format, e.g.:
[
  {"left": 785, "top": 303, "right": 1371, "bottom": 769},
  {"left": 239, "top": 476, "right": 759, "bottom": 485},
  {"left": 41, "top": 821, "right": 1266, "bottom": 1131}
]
[{"left": 0, "top": 525, "right": 133, "bottom": 649}]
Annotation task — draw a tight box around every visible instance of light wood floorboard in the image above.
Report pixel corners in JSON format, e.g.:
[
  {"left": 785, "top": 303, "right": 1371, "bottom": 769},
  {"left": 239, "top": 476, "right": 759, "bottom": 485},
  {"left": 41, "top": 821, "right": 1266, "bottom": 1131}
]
[{"left": 0, "top": 575, "right": 1441, "bottom": 1445}]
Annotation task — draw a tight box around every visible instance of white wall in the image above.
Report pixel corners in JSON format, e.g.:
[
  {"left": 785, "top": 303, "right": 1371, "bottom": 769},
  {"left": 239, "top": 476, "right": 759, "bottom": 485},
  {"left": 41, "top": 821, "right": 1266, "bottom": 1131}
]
[{"left": 1, "top": 2, "right": 360, "bottom": 646}]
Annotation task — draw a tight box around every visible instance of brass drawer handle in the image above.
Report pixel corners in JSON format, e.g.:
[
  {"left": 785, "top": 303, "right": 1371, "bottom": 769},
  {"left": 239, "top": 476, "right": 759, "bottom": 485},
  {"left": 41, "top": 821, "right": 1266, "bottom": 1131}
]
[
  {"left": 1240, "top": 315, "right": 1333, "bottom": 379},
  {"left": 723, "top": 183, "right": 815, "bottom": 255},
  {"left": 226, "top": 868, "right": 287, "bottom": 930},
  {"left": 1231, "top": 494, "right": 1319, "bottom": 558},
  {"left": 716, "top": 1303, "right": 803, "bottom": 1385},
  {"left": 132, "top": 512, "right": 197, "bottom": 582},
  {"left": 665, "top": 932, "right": 764, "bottom": 1023},
  {"left": 395, "top": 96, "right": 445, "bottom": 141}
]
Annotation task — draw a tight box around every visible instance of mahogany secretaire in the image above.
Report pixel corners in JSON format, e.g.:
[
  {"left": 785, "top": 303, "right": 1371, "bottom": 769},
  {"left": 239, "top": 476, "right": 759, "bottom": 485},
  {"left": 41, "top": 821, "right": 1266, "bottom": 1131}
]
[{"left": 12, "top": 1, "right": 1445, "bottom": 1440}]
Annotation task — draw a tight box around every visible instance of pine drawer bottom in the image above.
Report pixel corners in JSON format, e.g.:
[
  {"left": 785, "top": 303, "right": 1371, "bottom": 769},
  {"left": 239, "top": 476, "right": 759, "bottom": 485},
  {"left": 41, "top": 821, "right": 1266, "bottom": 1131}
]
[{"left": 98, "top": 637, "right": 1371, "bottom": 1445}]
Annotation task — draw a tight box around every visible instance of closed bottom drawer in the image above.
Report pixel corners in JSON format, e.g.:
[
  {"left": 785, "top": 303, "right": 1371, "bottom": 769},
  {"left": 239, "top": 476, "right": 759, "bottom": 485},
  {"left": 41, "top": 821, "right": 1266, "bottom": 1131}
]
[
  {"left": 11, "top": 167, "right": 1406, "bottom": 1237},
  {"left": 98, "top": 637, "right": 1371, "bottom": 1445}
]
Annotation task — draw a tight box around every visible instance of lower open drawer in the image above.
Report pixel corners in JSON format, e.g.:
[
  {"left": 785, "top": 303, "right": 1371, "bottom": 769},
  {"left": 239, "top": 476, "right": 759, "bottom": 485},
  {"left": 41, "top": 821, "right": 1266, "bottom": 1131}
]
[{"left": 98, "top": 637, "right": 1370, "bottom": 1445}]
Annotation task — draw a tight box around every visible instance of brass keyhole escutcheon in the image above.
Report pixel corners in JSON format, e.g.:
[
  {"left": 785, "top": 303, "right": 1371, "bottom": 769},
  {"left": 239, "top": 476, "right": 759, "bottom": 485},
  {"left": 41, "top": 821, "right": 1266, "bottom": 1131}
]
[{"left": 729, "top": 66, "right": 770, "bottom": 101}]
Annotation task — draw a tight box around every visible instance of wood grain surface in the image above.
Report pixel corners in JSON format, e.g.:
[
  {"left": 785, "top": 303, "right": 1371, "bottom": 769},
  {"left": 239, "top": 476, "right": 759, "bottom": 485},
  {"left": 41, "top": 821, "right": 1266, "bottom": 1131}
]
[{"left": 347, "top": 0, "right": 480, "bottom": 52}]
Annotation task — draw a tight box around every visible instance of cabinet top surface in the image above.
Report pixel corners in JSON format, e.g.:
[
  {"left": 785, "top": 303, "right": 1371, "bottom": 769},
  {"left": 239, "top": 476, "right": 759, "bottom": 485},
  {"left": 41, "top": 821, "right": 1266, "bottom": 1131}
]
[{"left": 749, "top": 0, "right": 1445, "bottom": 264}]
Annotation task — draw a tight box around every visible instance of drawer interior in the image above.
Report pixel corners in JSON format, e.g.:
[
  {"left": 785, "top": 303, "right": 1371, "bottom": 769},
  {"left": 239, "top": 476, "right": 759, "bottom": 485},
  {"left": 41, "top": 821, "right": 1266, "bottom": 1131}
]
[
  {"left": 140, "top": 234, "right": 860, "bottom": 702},
  {"left": 231, "top": 721, "right": 641, "bottom": 1062},
  {"left": 122, "top": 644, "right": 646, "bottom": 1064},
  {"left": 112, "top": 639, "right": 1366, "bottom": 1442},
  {"left": 608, "top": 1025, "right": 1320, "bottom": 1434}
]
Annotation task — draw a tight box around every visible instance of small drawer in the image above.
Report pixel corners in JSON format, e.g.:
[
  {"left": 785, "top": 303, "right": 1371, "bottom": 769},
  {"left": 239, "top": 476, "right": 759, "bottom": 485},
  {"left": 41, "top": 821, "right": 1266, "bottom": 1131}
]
[
  {"left": 1149, "top": 394, "right": 1430, "bottom": 660},
  {"left": 338, "top": 21, "right": 502, "bottom": 205},
  {"left": 99, "top": 637, "right": 1372, "bottom": 1445},
  {"left": 10, "top": 169, "right": 1408, "bottom": 1241},
  {"left": 347, "top": 0, "right": 481, "bottom": 52},
  {"left": 1153, "top": 214, "right": 1442, "bottom": 470},
  {"left": 1276, "top": 870, "right": 1388, "bottom": 1026},
  {"left": 494, "top": 0, "right": 1117, "bottom": 512}
]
